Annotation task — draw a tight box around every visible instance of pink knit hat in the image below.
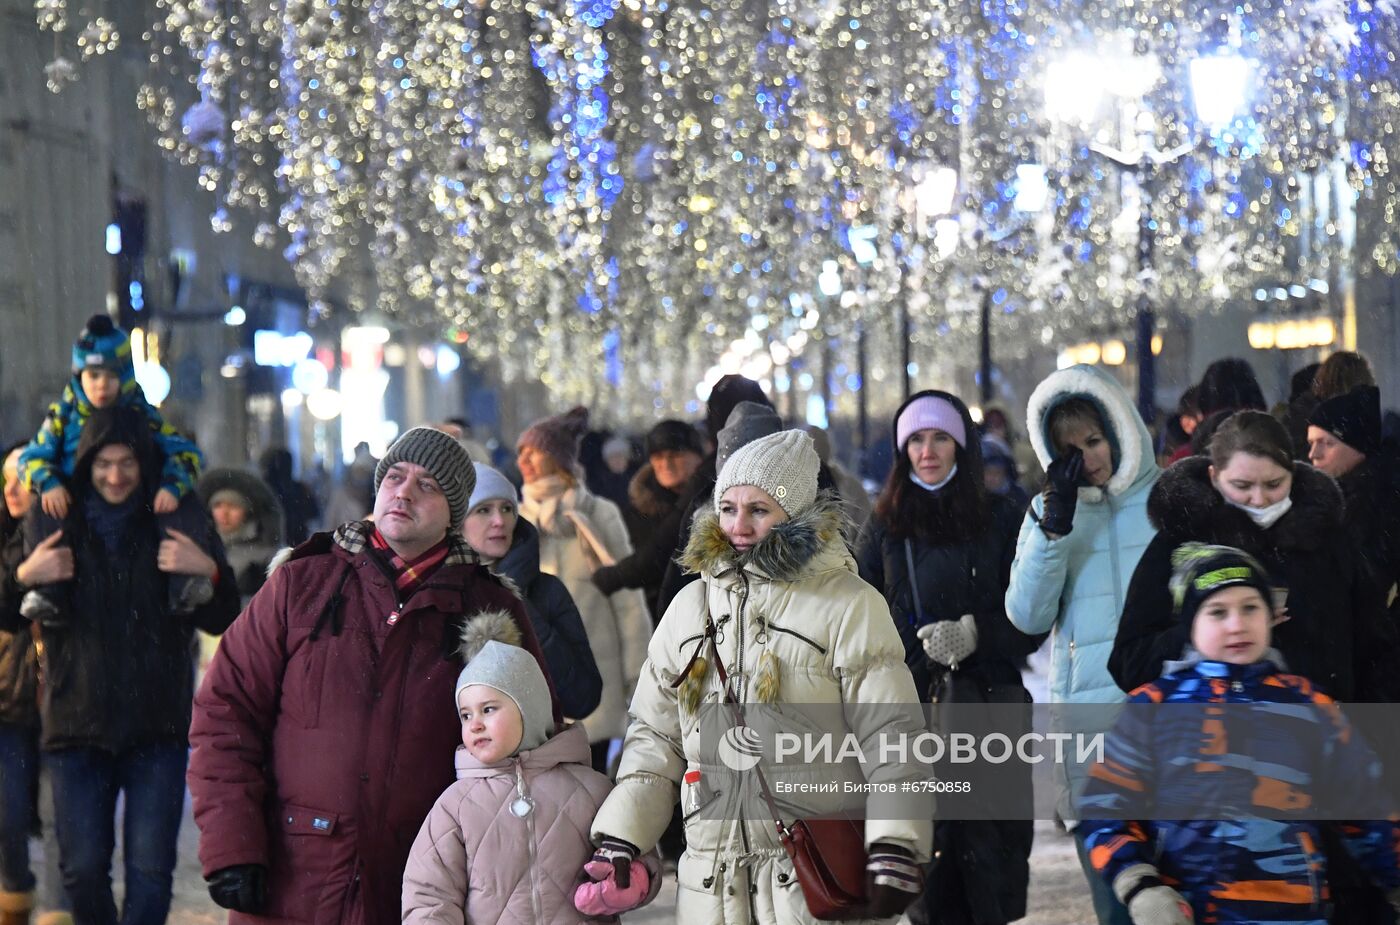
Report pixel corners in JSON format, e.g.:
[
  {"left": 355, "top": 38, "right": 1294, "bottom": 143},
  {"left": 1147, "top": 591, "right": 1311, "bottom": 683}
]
[
  {"left": 517, "top": 406, "right": 590, "bottom": 472},
  {"left": 896, "top": 395, "right": 966, "bottom": 450}
]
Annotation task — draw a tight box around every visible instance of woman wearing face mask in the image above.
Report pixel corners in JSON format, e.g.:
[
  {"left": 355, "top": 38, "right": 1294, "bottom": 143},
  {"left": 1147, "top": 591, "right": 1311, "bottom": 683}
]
[
  {"left": 461, "top": 463, "right": 602, "bottom": 723},
  {"left": 855, "top": 391, "right": 1041, "bottom": 925},
  {"left": 1110, "top": 410, "right": 1396, "bottom": 703},
  {"left": 585, "top": 430, "right": 934, "bottom": 924}
]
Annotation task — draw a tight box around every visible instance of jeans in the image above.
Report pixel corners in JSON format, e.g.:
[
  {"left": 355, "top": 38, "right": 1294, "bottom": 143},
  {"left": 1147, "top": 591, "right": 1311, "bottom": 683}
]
[
  {"left": 46, "top": 743, "right": 187, "bottom": 925},
  {"left": 0, "top": 723, "right": 38, "bottom": 893},
  {"left": 1073, "top": 827, "right": 1134, "bottom": 925}
]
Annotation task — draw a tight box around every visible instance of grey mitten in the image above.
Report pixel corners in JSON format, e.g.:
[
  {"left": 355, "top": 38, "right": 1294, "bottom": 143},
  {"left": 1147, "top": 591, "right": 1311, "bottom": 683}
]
[
  {"left": 915, "top": 614, "right": 978, "bottom": 669},
  {"left": 1113, "top": 864, "right": 1193, "bottom": 925}
]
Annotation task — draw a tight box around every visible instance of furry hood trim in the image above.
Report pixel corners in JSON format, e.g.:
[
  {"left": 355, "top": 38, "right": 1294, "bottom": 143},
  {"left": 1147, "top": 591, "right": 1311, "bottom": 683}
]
[
  {"left": 627, "top": 462, "right": 679, "bottom": 518},
  {"left": 1025, "top": 364, "right": 1157, "bottom": 500},
  {"left": 1148, "top": 457, "right": 1342, "bottom": 552},
  {"left": 678, "top": 491, "right": 848, "bottom": 582}
]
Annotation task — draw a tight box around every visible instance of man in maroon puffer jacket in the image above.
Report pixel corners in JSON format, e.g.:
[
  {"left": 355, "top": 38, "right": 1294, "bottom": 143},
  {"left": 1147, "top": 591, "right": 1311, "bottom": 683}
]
[{"left": 189, "top": 428, "right": 560, "bottom": 925}]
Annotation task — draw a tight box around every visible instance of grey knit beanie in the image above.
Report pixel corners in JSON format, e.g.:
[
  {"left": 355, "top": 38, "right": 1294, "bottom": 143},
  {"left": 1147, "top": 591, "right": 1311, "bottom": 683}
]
[
  {"left": 455, "top": 640, "right": 553, "bottom": 752},
  {"left": 714, "top": 429, "right": 820, "bottom": 518},
  {"left": 467, "top": 462, "right": 518, "bottom": 511},
  {"left": 375, "top": 427, "right": 476, "bottom": 529},
  {"left": 717, "top": 401, "right": 784, "bottom": 469}
]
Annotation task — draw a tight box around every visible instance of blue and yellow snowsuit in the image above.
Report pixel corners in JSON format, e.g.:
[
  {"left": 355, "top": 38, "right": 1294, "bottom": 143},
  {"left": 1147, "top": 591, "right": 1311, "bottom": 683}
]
[
  {"left": 1078, "top": 654, "right": 1400, "bottom": 923},
  {"left": 20, "top": 370, "right": 202, "bottom": 501}
]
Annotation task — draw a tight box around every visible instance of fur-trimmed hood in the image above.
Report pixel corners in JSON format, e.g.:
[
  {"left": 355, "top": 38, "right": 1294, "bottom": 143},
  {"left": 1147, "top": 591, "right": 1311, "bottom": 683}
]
[
  {"left": 1148, "top": 457, "right": 1343, "bottom": 552},
  {"left": 627, "top": 462, "right": 679, "bottom": 518},
  {"left": 678, "top": 491, "right": 850, "bottom": 583},
  {"left": 1026, "top": 364, "right": 1158, "bottom": 501}
]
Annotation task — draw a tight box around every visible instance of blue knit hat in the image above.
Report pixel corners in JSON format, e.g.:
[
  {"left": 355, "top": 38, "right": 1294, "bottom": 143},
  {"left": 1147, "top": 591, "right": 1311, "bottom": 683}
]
[{"left": 72, "top": 314, "right": 133, "bottom": 382}]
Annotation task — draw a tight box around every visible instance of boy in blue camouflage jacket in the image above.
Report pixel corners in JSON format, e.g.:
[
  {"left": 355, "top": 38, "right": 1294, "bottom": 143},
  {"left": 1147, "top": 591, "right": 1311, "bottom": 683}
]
[
  {"left": 19, "top": 314, "right": 212, "bottom": 619},
  {"left": 1079, "top": 542, "right": 1400, "bottom": 924}
]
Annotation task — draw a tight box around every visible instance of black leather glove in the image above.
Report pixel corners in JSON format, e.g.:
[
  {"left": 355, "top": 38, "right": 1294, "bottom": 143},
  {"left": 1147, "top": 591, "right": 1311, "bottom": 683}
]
[
  {"left": 1039, "top": 446, "right": 1085, "bottom": 537},
  {"left": 864, "top": 842, "right": 923, "bottom": 918},
  {"left": 207, "top": 863, "right": 268, "bottom": 914}
]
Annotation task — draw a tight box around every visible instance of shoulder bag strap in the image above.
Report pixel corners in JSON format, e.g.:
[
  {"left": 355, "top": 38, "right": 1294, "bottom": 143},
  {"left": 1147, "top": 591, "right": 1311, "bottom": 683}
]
[
  {"left": 903, "top": 539, "right": 925, "bottom": 625},
  {"left": 705, "top": 622, "right": 792, "bottom": 836}
]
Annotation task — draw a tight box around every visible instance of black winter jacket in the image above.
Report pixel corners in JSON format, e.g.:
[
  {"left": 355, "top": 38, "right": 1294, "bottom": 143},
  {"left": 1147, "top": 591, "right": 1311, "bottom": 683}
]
[
  {"left": 496, "top": 517, "right": 603, "bottom": 721},
  {"left": 1336, "top": 451, "right": 1400, "bottom": 615},
  {"left": 1109, "top": 458, "right": 1398, "bottom": 702},
  {"left": 855, "top": 492, "right": 1042, "bottom": 700},
  {"left": 0, "top": 518, "right": 38, "bottom": 727},
  {"left": 37, "top": 500, "right": 239, "bottom": 752}
]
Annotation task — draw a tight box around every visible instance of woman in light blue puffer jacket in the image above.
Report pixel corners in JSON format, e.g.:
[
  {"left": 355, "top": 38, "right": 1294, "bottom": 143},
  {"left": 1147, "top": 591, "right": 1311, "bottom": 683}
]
[{"left": 1004, "top": 364, "right": 1159, "bottom": 925}]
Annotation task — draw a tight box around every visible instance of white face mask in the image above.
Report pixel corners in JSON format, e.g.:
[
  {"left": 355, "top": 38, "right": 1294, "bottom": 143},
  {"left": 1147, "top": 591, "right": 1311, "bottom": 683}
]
[
  {"left": 1225, "top": 495, "right": 1293, "bottom": 529},
  {"left": 909, "top": 463, "right": 959, "bottom": 493}
]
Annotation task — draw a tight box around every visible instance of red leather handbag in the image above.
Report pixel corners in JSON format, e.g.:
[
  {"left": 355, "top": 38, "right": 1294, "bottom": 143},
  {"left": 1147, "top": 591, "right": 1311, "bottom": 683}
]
[
  {"left": 773, "top": 815, "right": 869, "bottom": 920},
  {"left": 696, "top": 615, "right": 870, "bottom": 920}
]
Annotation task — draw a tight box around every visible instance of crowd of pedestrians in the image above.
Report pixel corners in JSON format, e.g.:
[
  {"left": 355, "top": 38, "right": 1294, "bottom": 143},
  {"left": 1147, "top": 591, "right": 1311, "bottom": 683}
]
[{"left": 3, "top": 312, "right": 1400, "bottom": 925}]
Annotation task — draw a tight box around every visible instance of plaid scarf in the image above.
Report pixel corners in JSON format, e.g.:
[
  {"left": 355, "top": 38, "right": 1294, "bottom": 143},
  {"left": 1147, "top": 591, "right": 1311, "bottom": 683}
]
[{"left": 368, "top": 526, "right": 451, "bottom": 600}]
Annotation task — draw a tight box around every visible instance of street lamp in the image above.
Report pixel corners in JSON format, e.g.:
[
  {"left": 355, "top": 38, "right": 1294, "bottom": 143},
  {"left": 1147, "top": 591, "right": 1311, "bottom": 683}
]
[
  {"left": 1088, "top": 112, "right": 1195, "bottom": 423},
  {"left": 1044, "top": 44, "right": 1252, "bottom": 422}
]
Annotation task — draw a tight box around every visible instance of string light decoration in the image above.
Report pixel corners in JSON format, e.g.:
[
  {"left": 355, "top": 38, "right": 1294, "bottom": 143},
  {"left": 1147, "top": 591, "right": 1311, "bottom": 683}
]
[{"left": 38, "top": 0, "right": 1400, "bottom": 416}]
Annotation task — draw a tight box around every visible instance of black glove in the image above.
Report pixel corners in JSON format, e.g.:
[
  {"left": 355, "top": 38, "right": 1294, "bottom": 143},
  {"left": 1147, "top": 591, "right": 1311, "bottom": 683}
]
[
  {"left": 591, "top": 565, "right": 622, "bottom": 596},
  {"left": 864, "top": 842, "right": 923, "bottom": 918},
  {"left": 207, "top": 863, "right": 268, "bottom": 914},
  {"left": 1039, "top": 447, "right": 1085, "bottom": 537}
]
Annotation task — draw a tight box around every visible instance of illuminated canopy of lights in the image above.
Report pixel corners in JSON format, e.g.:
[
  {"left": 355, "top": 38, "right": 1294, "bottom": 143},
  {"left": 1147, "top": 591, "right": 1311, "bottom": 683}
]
[{"left": 34, "top": 0, "right": 1400, "bottom": 415}]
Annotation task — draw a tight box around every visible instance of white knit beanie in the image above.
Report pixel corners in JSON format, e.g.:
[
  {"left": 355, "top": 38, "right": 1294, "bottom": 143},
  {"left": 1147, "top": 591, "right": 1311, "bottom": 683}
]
[
  {"left": 714, "top": 429, "right": 819, "bottom": 518},
  {"left": 467, "top": 463, "right": 518, "bottom": 512}
]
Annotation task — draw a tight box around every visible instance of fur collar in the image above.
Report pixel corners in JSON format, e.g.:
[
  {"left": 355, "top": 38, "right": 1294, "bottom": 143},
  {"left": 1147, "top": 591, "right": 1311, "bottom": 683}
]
[
  {"left": 1147, "top": 457, "right": 1343, "bottom": 552},
  {"left": 627, "top": 463, "right": 678, "bottom": 518},
  {"left": 678, "top": 492, "right": 848, "bottom": 582}
]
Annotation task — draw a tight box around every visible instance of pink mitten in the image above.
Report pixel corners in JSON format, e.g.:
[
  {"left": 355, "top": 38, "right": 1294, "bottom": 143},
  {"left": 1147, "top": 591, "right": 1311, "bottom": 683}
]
[{"left": 574, "top": 860, "right": 650, "bottom": 916}]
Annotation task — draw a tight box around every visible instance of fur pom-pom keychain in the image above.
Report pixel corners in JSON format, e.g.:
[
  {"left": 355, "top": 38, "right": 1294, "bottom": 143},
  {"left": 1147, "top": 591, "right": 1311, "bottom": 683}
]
[
  {"left": 752, "top": 650, "right": 781, "bottom": 703},
  {"left": 679, "top": 655, "right": 709, "bottom": 714}
]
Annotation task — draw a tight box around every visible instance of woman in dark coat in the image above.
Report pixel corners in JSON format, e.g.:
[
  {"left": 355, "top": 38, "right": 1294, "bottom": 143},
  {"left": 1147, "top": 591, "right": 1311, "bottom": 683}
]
[
  {"left": 855, "top": 390, "right": 1043, "bottom": 925},
  {"left": 461, "top": 462, "right": 602, "bottom": 722},
  {"left": 1110, "top": 411, "right": 1396, "bottom": 702}
]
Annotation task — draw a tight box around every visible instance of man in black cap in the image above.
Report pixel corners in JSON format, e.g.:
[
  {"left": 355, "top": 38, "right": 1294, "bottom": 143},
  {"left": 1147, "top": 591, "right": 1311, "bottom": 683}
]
[
  {"left": 1308, "top": 385, "right": 1400, "bottom": 615},
  {"left": 653, "top": 384, "right": 783, "bottom": 619},
  {"left": 591, "top": 420, "right": 705, "bottom": 624}
]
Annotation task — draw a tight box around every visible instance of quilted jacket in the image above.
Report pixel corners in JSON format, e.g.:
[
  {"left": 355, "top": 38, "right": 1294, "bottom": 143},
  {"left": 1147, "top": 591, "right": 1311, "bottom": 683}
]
[{"left": 402, "top": 723, "right": 659, "bottom": 924}]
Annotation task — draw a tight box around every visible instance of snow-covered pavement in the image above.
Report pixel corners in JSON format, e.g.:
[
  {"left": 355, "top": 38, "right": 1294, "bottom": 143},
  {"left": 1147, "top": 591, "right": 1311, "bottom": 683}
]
[{"left": 27, "top": 803, "right": 1093, "bottom": 925}]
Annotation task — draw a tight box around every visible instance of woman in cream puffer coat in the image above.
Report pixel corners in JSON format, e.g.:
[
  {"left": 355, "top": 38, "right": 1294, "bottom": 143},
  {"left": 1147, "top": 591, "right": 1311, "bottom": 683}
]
[{"left": 589, "top": 431, "right": 933, "bottom": 925}]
